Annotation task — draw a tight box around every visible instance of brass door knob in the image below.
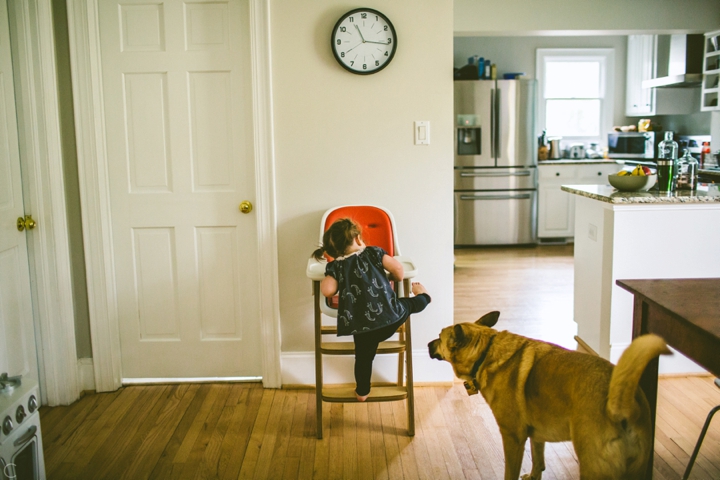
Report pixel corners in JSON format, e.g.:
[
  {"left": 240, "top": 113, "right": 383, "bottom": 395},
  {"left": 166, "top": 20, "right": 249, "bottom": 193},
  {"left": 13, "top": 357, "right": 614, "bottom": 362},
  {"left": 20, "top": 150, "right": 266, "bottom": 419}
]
[
  {"left": 239, "top": 201, "right": 253, "bottom": 214},
  {"left": 17, "top": 215, "right": 37, "bottom": 232}
]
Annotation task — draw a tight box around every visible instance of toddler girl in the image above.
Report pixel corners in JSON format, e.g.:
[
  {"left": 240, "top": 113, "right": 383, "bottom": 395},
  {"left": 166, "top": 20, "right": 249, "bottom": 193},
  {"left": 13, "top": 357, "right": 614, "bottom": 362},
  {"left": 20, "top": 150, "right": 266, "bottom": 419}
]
[{"left": 312, "top": 218, "right": 431, "bottom": 401}]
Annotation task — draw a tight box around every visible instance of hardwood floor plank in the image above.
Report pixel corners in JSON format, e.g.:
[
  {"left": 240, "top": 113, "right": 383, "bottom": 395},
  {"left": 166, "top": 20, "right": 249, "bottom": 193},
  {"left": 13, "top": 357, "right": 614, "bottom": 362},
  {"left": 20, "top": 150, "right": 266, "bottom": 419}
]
[
  {"left": 150, "top": 384, "right": 212, "bottom": 479},
  {"left": 82, "top": 385, "right": 168, "bottom": 479},
  {"left": 217, "top": 385, "right": 264, "bottom": 480},
  {"left": 297, "top": 391, "right": 317, "bottom": 479},
  {"left": 342, "top": 402, "right": 359, "bottom": 480},
  {"left": 367, "top": 402, "right": 388, "bottom": 480},
  {"left": 237, "top": 388, "right": 275, "bottom": 479},
  {"left": 177, "top": 384, "right": 232, "bottom": 480},
  {"left": 253, "top": 389, "right": 289, "bottom": 480}
]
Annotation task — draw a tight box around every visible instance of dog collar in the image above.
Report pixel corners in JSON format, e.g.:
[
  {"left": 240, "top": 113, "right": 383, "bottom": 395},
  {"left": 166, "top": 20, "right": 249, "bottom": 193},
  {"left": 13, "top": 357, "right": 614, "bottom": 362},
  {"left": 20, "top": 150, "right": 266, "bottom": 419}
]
[{"left": 469, "top": 335, "right": 494, "bottom": 389}]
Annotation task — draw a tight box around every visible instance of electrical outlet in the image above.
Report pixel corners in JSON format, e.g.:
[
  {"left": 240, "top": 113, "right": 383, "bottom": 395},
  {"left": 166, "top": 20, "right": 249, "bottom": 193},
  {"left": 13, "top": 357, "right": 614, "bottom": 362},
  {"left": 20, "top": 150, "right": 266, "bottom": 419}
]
[{"left": 588, "top": 223, "right": 598, "bottom": 242}]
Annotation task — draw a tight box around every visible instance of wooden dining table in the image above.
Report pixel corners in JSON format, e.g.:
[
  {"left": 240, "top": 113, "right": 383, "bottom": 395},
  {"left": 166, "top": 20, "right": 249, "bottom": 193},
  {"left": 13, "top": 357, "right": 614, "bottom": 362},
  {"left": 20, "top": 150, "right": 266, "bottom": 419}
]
[{"left": 616, "top": 278, "right": 720, "bottom": 479}]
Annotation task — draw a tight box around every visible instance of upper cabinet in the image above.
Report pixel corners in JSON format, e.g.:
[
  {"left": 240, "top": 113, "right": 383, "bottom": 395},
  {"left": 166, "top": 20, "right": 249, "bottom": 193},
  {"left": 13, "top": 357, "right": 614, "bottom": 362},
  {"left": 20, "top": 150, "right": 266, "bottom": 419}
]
[
  {"left": 626, "top": 34, "right": 701, "bottom": 117},
  {"left": 626, "top": 35, "right": 656, "bottom": 116},
  {"left": 701, "top": 30, "right": 720, "bottom": 112}
]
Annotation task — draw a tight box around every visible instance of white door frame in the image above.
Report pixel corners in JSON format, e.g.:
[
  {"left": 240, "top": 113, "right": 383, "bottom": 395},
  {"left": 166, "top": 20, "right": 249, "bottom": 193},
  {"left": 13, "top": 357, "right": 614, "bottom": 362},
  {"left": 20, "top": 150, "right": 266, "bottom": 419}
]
[
  {"left": 65, "top": 0, "right": 282, "bottom": 391},
  {"left": 7, "top": 0, "right": 80, "bottom": 405}
]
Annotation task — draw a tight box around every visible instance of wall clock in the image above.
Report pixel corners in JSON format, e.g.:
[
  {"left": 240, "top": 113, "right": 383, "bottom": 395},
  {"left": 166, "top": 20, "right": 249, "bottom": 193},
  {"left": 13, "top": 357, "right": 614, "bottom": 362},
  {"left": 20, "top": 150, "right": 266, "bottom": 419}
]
[{"left": 331, "top": 8, "right": 397, "bottom": 75}]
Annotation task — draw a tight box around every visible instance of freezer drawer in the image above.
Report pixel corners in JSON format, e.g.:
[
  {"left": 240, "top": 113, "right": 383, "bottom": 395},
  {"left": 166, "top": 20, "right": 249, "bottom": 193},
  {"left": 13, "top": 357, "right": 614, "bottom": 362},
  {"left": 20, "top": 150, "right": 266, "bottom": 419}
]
[
  {"left": 454, "top": 167, "right": 536, "bottom": 190},
  {"left": 454, "top": 190, "right": 537, "bottom": 245}
]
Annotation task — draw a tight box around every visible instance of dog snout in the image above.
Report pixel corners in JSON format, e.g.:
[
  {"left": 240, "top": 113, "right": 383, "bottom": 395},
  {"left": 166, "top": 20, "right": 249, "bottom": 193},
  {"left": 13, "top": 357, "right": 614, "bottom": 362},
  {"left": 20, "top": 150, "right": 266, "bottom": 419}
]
[{"left": 428, "top": 339, "right": 443, "bottom": 360}]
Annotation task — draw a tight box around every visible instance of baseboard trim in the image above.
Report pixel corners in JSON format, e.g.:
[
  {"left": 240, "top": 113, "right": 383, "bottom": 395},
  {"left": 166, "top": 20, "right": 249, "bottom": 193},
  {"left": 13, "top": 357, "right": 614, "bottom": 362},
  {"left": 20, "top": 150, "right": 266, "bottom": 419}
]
[{"left": 77, "top": 358, "right": 95, "bottom": 392}]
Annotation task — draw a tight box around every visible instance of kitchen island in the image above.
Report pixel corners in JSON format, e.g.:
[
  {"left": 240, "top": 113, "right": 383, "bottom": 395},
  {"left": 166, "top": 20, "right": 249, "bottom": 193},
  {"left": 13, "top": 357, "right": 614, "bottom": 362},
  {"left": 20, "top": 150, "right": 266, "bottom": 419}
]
[{"left": 562, "top": 184, "right": 720, "bottom": 374}]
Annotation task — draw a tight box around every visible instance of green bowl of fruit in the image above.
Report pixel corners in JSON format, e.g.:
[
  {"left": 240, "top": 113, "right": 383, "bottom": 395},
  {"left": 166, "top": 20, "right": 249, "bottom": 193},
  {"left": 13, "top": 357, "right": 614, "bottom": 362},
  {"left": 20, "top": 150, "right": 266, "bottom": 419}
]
[{"left": 608, "top": 166, "right": 657, "bottom": 192}]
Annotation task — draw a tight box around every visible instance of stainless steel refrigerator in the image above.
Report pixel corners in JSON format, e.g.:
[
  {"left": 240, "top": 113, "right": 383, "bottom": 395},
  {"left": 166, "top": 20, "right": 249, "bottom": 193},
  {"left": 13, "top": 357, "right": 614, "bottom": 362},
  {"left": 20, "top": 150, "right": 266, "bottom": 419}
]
[{"left": 454, "top": 79, "right": 537, "bottom": 245}]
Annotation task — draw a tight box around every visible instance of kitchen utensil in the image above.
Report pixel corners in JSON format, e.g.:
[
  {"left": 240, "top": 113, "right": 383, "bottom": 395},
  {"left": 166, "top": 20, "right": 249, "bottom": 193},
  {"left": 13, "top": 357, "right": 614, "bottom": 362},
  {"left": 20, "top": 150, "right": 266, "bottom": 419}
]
[
  {"left": 607, "top": 173, "right": 657, "bottom": 192},
  {"left": 548, "top": 137, "right": 562, "bottom": 159}
]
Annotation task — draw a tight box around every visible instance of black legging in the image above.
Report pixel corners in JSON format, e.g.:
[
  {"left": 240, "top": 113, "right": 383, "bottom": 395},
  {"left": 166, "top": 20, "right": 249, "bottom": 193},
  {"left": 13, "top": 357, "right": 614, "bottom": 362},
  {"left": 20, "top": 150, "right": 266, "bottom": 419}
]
[{"left": 353, "top": 293, "right": 431, "bottom": 396}]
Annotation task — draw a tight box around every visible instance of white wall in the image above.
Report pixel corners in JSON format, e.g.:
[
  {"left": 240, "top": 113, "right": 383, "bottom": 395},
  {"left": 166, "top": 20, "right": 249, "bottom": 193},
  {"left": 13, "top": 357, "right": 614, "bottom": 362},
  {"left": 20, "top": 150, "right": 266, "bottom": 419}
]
[
  {"left": 271, "top": 1, "right": 455, "bottom": 384},
  {"left": 454, "top": 0, "right": 720, "bottom": 36}
]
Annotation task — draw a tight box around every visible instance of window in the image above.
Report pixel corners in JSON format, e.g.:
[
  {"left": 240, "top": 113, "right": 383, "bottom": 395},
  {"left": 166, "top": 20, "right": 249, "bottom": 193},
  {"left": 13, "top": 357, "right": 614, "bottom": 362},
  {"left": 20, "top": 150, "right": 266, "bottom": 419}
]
[{"left": 536, "top": 49, "right": 614, "bottom": 146}]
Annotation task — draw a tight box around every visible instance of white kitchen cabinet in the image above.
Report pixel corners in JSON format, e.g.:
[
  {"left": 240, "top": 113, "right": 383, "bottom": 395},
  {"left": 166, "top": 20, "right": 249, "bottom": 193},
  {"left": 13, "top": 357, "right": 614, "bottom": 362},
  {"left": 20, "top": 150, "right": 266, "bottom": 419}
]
[
  {"left": 538, "top": 163, "right": 621, "bottom": 240},
  {"left": 626, "top": 35, "right": 656, "bottom": 117}
]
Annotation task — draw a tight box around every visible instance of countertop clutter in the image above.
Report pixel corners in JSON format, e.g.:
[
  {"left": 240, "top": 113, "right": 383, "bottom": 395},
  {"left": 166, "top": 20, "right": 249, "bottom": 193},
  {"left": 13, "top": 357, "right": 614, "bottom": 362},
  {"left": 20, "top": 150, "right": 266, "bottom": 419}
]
[{"left": 561, "top": 184, "right": 720, "bottom": 204}]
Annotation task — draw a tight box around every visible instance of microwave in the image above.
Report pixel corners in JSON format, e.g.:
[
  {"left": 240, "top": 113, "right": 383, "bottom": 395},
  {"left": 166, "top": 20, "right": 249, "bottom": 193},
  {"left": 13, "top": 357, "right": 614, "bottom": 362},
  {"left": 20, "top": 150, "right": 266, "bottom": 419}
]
[{"left": 607, "top": 132, "right": 662, "bottom": 159}]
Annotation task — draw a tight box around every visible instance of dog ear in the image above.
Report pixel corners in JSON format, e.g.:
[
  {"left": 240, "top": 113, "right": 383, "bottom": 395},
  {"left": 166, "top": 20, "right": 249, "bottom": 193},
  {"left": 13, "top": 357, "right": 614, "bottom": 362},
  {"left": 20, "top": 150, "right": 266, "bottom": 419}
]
[
  {"left": 452, "top": 324, "right": 467, "bottom": 348},
  {"left": 476, "top": 311, "right": 500, "bottom": 327}
]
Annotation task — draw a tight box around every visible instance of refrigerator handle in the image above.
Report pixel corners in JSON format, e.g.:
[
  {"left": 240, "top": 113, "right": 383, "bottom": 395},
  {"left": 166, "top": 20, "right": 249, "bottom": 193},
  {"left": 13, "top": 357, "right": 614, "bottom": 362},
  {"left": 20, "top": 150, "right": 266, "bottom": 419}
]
[
  {"left": 495, "top": 87, "right": 501, "bottom": 159},
  {"left": 490, "top": 88, "right": 495, "bottom": 159}
]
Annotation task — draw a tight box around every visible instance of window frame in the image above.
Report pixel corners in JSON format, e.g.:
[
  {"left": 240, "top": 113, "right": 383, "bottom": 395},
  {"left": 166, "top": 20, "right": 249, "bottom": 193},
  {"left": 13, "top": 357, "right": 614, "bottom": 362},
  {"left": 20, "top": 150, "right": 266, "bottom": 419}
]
[{"left": 536, "top": 48, "right": 615, "bottom": 147}]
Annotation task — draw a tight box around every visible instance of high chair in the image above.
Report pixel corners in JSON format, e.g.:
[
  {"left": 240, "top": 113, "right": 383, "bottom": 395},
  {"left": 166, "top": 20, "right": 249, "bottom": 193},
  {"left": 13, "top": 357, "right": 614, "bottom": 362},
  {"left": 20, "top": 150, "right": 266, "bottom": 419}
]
[{"left": 306, "top": 205, "right": 418, "bottom": 439}]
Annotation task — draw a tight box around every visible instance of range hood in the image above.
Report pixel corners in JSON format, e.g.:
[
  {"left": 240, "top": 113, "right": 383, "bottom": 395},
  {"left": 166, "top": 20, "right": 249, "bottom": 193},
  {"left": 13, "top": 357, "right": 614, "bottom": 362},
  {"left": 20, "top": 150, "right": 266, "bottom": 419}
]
[{"left": 642, "top": 34, "right": 704, "bottom": 89}]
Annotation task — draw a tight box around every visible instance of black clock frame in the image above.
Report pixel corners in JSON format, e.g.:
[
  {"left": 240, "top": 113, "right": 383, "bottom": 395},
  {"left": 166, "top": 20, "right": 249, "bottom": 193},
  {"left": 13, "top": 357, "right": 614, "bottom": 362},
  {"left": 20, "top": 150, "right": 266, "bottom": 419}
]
[{"left": 330, "top": 8, "right": 397, "bottom": 75}]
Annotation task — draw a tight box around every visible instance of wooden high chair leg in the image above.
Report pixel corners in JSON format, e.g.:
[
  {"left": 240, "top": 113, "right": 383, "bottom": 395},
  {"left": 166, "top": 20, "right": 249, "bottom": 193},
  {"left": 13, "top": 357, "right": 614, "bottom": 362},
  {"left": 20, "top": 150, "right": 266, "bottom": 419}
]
[
  {"left": 403, "top": 278, "right": 415, "bottom": 436},
  {"left": 313, "top": 281, "right": 323, "bottom": 439}
]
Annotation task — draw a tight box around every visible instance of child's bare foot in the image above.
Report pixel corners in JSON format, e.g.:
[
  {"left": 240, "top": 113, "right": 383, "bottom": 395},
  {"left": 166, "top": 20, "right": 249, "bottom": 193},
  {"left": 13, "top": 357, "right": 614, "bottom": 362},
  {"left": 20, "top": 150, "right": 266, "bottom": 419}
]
[
  {"left": 411, "top": 282, "right": 428, "bottom": 296},
  {"left": 355, "top": 391, "right": 369, "bottom": 402}
]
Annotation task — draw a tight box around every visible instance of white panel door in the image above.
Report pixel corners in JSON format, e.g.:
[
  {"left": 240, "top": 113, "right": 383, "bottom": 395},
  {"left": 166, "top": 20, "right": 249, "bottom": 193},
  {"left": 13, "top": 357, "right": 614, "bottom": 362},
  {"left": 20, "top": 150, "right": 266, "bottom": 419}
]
[
  {"left": 99, "top": 0, "right": 261, "bottom": 378},
  {"left": 0, "top": 0, "right": 37, "bottom": 383}
]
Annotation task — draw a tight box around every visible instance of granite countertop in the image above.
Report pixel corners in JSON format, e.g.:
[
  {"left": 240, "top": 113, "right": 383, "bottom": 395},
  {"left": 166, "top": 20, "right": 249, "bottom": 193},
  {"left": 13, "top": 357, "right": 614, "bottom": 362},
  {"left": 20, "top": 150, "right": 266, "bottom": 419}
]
[{"left": 561, "top": 184, "right": 720, "bottom": 204}]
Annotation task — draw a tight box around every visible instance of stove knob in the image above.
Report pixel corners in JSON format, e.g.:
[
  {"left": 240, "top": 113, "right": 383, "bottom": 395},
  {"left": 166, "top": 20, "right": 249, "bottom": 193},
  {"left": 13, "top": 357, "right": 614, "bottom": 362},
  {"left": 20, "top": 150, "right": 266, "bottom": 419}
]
[
  {"left": 28, "top": 395, "right": 38, "bottom": 413},
  {"left": 2, "top": 416, "right": 12, "bottom": 435},
  {"left": 16, "top": 405, "right": 27, "bottom": 424}
]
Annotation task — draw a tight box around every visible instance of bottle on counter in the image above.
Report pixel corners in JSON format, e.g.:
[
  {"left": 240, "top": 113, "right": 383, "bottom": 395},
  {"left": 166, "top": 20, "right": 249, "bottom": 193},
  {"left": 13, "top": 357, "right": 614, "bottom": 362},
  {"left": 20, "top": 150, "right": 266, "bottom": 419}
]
[
  {"left": 676, "top": 148, "right": 699, "bottom": 191},
  {"left": 700, "top": 141, "right": 711, "bottom": 168},
  {"left": 484, "top": 59, "right": 491, "bottom": 79},
  {"left": 656, "top": 131, "right": 679, "bottom": 192}
]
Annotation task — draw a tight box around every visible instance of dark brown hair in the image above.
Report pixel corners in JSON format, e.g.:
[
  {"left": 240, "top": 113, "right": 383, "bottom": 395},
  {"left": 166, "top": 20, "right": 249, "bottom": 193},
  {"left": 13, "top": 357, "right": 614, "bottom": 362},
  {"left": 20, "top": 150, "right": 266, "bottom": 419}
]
[{"left": 311, "top": 218, "right": 361, "bottom": 260}]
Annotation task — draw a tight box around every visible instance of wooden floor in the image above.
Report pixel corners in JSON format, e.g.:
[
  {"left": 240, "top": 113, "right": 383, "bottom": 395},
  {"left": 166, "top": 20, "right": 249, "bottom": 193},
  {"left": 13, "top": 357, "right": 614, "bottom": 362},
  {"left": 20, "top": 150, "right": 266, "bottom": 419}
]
[{"left": 41, "top": 246, "right": 720, "bottom": 479}]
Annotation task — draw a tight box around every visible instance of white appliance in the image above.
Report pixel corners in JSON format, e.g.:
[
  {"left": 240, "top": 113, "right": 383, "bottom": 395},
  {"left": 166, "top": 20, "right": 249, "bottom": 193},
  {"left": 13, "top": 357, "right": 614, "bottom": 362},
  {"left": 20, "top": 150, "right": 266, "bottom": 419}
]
[
  {"left": 454, "top": 79, "right": 537, "bottom": 245},
  {"left": 0, "top": 377, "right": 45, "bottom": 480}
]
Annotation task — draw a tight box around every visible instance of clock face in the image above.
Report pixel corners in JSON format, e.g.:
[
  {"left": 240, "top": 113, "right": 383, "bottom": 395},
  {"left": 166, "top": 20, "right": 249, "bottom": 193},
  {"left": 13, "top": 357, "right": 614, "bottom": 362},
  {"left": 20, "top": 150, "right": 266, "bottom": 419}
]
[{"left": 331, "top": 8, "right": 397, "bottom": 75}]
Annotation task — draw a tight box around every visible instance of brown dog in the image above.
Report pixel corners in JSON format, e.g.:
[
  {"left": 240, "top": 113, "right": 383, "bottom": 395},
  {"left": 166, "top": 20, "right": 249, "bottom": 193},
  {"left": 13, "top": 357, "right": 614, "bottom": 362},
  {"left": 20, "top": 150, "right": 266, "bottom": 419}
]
[{"left": 428, "top": 311, "right": 671, "bottom": 480}]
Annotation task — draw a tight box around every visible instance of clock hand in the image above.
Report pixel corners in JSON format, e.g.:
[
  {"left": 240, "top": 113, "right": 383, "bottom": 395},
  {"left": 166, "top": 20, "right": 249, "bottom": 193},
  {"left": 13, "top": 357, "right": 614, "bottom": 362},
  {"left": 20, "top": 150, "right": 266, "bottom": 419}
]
[
  {"left": 354, "top": 24, "right": 366, "bottom": 43},
  {"left": 345, "top": 42, "right": 362, "bottom": 53},
  {"left": 365, "top": 40, "right": 389, "bottom": 45}
]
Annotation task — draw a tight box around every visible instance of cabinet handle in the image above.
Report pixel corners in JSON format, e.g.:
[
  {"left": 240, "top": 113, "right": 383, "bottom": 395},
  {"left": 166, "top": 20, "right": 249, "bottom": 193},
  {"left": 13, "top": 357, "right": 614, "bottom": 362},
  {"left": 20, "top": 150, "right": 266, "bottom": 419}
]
[
  {"left": 598, "top": 172, "right": 602, "bottom": 176},
  {"left": 555, "top": 172, "right": 560, "bottom": 176}
]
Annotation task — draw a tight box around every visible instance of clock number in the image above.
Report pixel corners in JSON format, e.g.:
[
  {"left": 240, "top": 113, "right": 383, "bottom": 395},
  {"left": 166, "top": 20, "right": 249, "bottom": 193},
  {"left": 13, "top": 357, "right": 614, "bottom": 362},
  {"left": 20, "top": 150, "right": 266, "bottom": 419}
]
[
  {"left": 363, "top": 64, "right": 367, "bottom": 70},
  {"left": 340, "top": 52, "right": 345, "bottom": 58},
  {"left": 336, "top": 39, "right": 341, "bottom": 45},
  {"left": 340, "top": 26, "right": 346, "bottom": 32},
  {"left": 350, "top": 61, "right": 354, "bottom": 66},
  {"left": 361, "top": 13, "right": 367, "bottom": 19},
  {"left": 387, "top": 38, "right": 392, "bottom": 44},
  {"left": 384, "top": 25, "right": 388, "bottom": 31},
  {"left": 375, "top": 60, "right": 379, "bottom": 66},
  {"left": 384, "top": 51, "right": 389, "bottom": 57},
  {"left": 349, "top": 16, "right": 354, "bottom": 22}
]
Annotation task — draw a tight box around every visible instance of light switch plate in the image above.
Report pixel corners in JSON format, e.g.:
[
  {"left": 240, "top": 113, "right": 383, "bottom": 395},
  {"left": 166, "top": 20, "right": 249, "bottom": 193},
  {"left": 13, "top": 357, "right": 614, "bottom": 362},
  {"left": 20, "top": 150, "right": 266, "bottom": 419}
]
[{"left": 414, "top": 121, "right": 430, "bottom": 145}]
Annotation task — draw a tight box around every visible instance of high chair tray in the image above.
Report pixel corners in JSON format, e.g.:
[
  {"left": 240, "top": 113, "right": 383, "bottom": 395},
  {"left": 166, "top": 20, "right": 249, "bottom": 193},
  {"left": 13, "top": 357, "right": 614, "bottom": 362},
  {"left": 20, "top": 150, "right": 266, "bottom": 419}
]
[{"left": 306, "top": 256, "right": 417, "bottom": 281}]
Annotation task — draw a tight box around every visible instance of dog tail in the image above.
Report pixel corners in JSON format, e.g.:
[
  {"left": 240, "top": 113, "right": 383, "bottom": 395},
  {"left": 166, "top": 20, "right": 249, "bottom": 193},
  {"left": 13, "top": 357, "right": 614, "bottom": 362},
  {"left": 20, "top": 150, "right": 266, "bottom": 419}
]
[{"left": 606, "top": 334, "right": 671, "bottom": 423}]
